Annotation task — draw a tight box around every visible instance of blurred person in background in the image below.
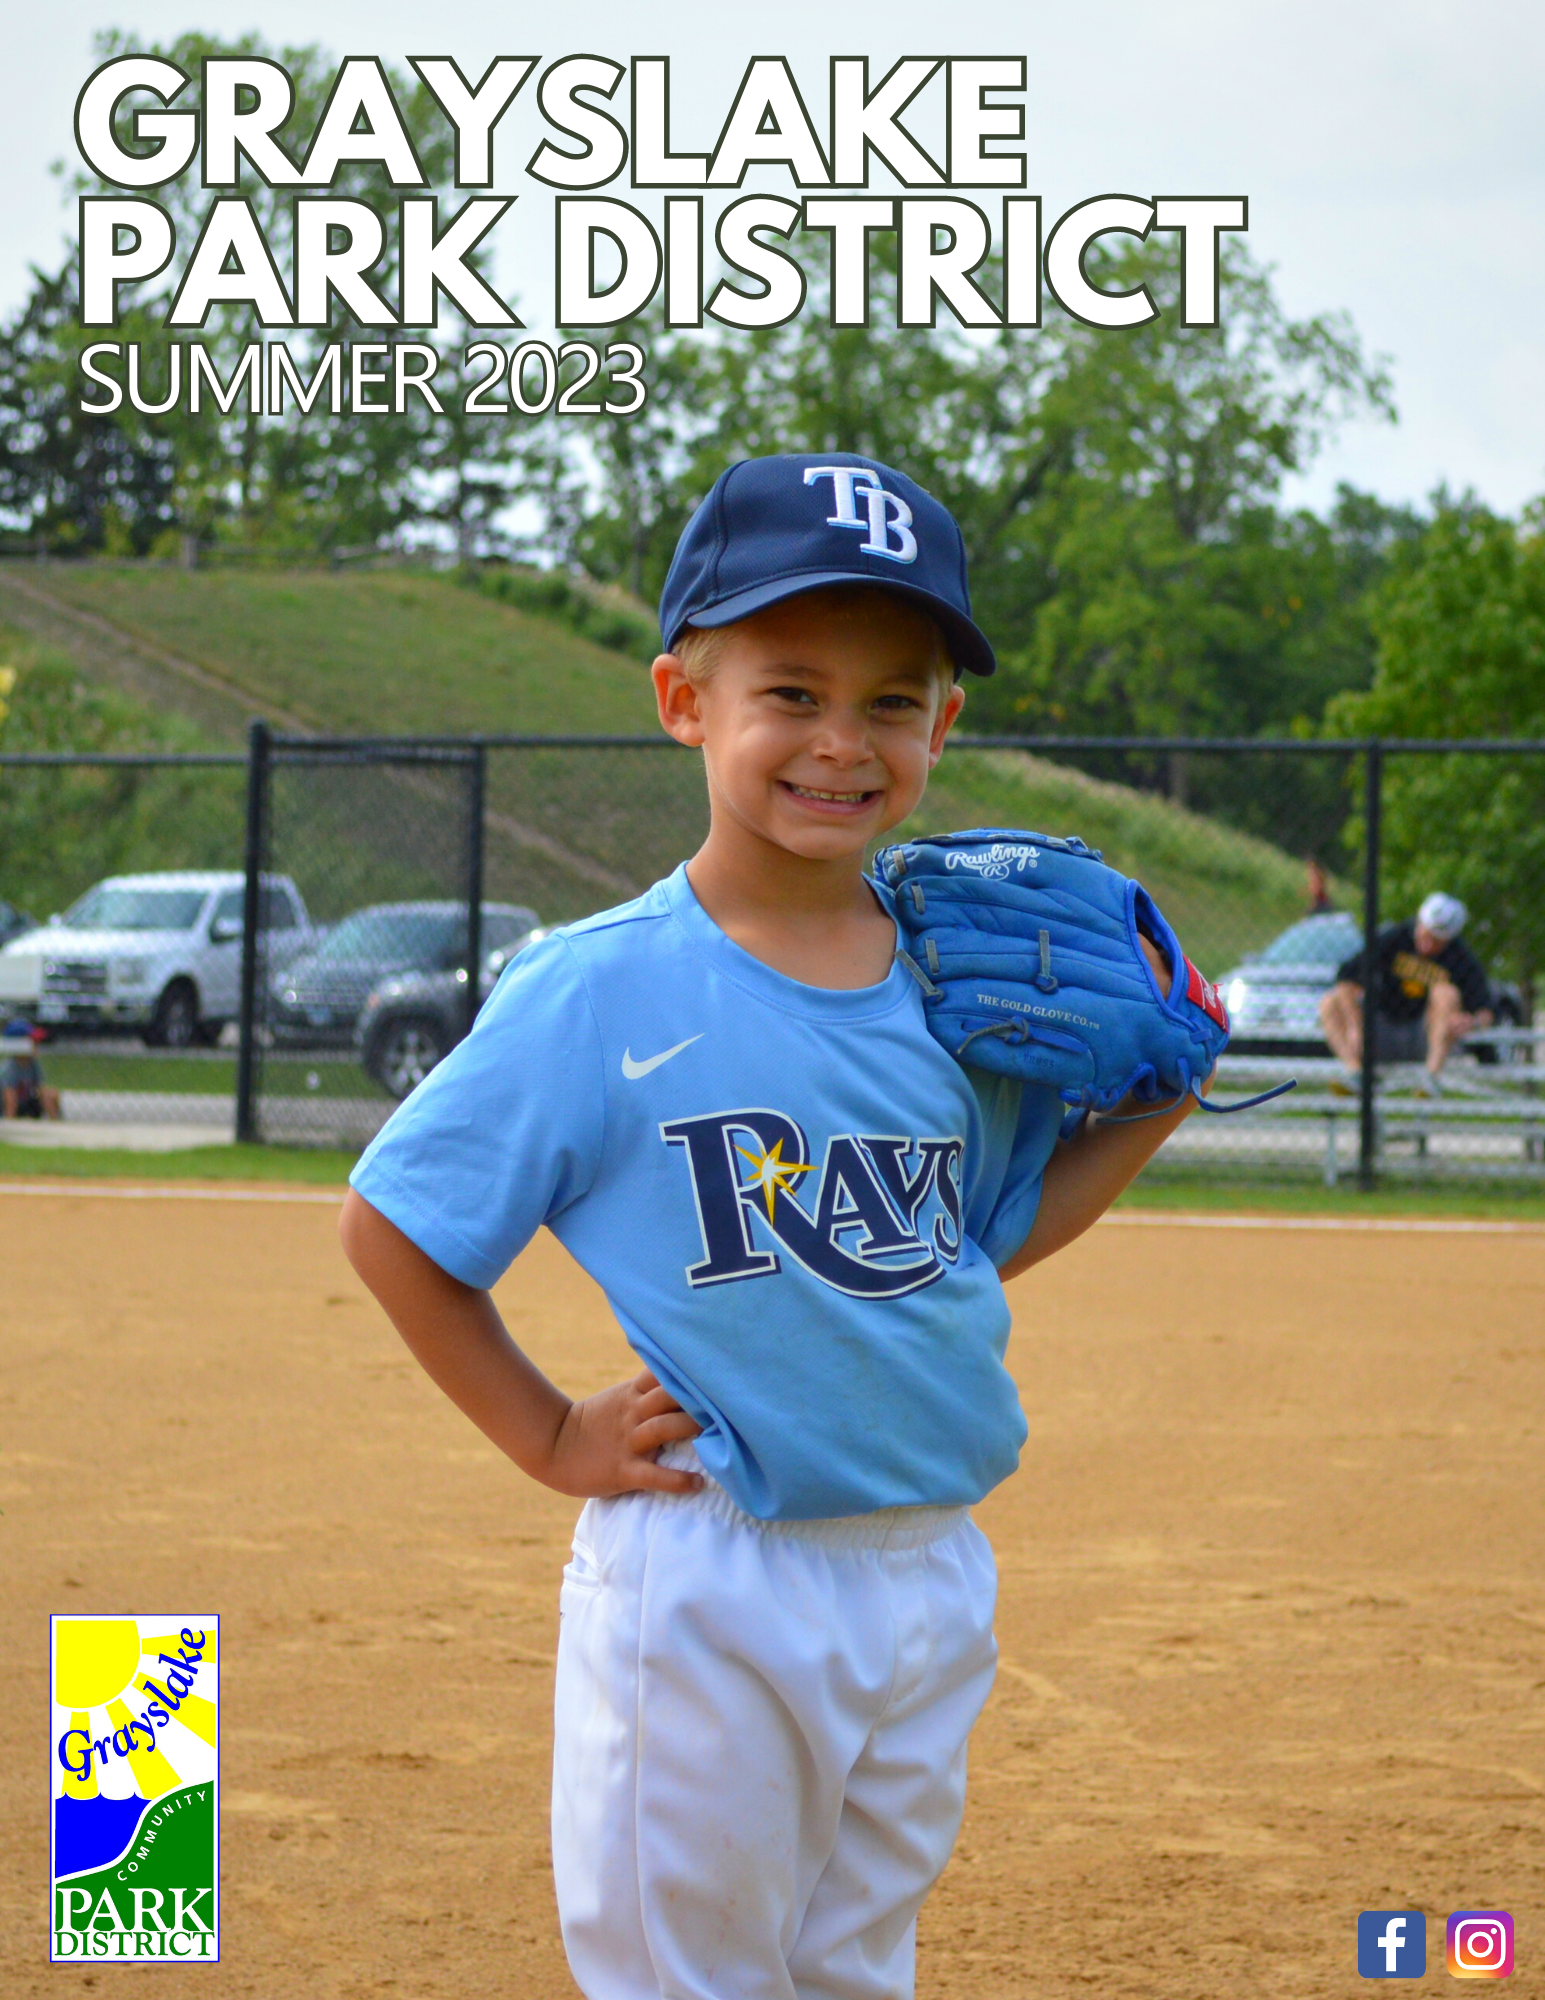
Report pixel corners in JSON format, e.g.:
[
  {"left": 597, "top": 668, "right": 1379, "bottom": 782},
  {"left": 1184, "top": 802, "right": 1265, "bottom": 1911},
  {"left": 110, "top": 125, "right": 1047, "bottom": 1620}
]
[
  {"left": 1320, "top": 893, "right": 1491, "bottom": 1095},
  {"left": 0, "top": 1019, "right": 61, "bottom": 1119}
]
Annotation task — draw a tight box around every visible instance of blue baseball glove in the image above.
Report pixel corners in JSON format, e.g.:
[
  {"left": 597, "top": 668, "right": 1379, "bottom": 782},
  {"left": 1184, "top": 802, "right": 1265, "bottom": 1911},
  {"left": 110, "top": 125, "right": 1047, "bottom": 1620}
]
[{"left": 873, "top": 827, "right": 1294, "bottom": 1132}]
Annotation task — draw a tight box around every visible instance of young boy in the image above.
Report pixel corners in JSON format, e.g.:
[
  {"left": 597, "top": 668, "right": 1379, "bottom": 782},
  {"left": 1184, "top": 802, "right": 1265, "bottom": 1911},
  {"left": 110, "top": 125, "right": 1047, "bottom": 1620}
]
[{"left": 340, "top": 453, "right": 1199, "bottom": 2000}]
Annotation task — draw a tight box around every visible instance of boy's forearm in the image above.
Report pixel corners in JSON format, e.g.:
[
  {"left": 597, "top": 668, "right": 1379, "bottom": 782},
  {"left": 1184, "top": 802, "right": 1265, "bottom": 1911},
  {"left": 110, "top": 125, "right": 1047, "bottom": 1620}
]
[
  {"left": 997, "top": 1090, "right": 1199, "bottom": 1280},
  {"left": 339, "top": 1189, "right": 572, "bottom": 1478}
]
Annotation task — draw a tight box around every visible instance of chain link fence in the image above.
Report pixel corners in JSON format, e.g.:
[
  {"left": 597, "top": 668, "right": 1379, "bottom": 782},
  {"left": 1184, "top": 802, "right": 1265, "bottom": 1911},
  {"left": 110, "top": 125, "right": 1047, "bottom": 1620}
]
[
  {"left": 994, "top": 739, "right": 1544, "bottom": 1189},
  {"left": 0, "top": 749, "right": 246, "bottom": 1148},
  {"left": 2, "top": 730, "right": 1540, "bottom": 1181},
  {"left": 237, "top": 736, "right": 486, "bottom": 1147}
]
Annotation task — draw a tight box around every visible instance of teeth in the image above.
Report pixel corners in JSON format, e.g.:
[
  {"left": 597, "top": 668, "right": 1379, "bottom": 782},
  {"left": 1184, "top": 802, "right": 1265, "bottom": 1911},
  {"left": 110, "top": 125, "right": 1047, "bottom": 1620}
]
[{"left": 788, "top": 784, "right": 869, "bottom": 802}]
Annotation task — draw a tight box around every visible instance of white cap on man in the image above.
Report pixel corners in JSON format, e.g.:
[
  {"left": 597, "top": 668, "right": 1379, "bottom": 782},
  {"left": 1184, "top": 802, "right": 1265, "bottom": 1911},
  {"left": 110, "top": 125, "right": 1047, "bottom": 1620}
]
[{"left": 1417, "top": 892, "right": 1467, "bottom": 941}]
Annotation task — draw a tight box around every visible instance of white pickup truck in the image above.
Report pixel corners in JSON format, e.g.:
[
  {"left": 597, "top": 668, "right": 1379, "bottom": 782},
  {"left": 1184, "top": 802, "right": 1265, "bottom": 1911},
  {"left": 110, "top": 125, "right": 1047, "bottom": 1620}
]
[{"left": 0, "top": 870, "right": 314, "bottom": 1046}]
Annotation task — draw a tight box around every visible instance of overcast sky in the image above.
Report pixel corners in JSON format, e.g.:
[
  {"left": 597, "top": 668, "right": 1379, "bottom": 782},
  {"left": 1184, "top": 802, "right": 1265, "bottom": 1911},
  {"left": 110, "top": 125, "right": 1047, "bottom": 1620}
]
[{"left": 6, "top": 0, "right": 1542, "bottom": 519}]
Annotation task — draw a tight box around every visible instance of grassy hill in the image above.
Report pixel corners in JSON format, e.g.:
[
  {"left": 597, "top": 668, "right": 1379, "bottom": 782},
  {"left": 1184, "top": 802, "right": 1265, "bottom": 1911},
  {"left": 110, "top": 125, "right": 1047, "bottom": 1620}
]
[
  {"left": 23, "top": 563, "right": 659, "bottom": 738},
  {"left": 0, "top": 562, "right": 1334, "bottom": 972}
]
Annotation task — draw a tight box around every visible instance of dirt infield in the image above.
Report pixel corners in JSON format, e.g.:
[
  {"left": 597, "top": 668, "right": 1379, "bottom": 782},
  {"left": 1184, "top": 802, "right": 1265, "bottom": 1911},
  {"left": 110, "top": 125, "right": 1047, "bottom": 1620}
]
[{"left": 5, "top": 1188, "right": 1543, "bottom": 1998}]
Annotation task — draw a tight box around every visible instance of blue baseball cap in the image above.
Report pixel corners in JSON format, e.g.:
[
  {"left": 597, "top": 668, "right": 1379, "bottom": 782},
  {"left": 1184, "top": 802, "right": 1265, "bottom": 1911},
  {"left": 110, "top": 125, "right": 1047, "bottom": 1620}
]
[{"left": 659, "top": 452, "right": 996, "bottom": 677}]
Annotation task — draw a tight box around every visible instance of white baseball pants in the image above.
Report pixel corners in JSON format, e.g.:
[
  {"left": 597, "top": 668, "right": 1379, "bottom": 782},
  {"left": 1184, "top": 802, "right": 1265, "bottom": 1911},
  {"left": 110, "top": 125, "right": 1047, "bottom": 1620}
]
[{"left": 551, "top": 1447, "right": 998, "bottom": 2000}]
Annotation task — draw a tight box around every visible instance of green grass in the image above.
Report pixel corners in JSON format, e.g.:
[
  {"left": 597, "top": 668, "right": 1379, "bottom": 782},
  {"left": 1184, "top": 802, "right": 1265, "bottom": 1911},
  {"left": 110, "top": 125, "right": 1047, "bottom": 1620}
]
[
  {"left": 1, "top": 1140, "right": 1538, "bottom": 1217},
  {"left": 39, "top": 1050, "right": 234, "bottom": 1094},
  {"left": 29, "top": 564, "right": 660, "bottom": 739},
  {"left": 1119, "top": 1170, "right": 1545, "bottom": 1221},
  {"left": 0, "top": 1142, "right": 355, "bottom": 1183},
  {"left": 37, "top": 1050, "right": 393, "bottom": 1099}
]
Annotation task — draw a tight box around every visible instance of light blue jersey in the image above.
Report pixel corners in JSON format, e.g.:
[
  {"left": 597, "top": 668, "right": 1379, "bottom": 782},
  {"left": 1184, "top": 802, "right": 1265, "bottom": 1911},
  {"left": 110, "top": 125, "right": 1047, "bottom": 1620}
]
[{"left": 351, "top": 865, "right": 1063, "bottom": 1520}]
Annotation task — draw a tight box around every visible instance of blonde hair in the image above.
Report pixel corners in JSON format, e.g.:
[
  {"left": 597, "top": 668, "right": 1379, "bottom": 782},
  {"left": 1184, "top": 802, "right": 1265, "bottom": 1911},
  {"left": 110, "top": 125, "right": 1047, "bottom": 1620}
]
[
  {"left": 673, "top": 621, "right": 733, "bottom": 683},
  {"left": 673, "top": 585, "right": 956, "bottom": 692}
]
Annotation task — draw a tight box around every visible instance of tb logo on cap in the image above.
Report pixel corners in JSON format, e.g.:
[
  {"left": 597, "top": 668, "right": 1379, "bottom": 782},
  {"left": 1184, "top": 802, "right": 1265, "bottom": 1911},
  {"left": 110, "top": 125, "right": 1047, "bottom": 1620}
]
[{"left": 803, "top": 466, "right": 917, "bottom": 565}]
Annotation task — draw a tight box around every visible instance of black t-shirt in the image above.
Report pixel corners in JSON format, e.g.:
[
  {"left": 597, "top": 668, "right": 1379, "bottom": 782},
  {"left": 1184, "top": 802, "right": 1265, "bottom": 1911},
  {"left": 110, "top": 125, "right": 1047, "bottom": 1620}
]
[{"left": 1336, "top": 920, "right": 1490, "bottom": 1021}]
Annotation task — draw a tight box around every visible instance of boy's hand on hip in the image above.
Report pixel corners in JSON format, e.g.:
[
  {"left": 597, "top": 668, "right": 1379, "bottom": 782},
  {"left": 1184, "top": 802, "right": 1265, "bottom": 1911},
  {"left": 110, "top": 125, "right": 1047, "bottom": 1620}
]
[
  {"left": 340, "top": 1192, "right": 704, "bottom": 1503},
  {"left": 550, "top": 1369, "right": 704, "bottom": 1499}
]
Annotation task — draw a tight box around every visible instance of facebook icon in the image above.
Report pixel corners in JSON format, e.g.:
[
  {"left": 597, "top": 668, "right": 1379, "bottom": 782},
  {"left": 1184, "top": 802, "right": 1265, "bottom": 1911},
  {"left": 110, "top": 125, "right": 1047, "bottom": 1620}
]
[{"left": 1358, "top": 1911, "right": 1427, "bottom": 1978}]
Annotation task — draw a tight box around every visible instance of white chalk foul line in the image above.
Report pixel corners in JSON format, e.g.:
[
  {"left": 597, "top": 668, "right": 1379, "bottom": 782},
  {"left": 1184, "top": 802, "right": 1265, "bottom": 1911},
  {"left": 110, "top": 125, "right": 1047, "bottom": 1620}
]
[
  {"left": 0, "top": 1181, "right": 344, "bottom": 1204},
  {"left": 1101, "top": 1212, "right": 1545, "bottom": 1235}
]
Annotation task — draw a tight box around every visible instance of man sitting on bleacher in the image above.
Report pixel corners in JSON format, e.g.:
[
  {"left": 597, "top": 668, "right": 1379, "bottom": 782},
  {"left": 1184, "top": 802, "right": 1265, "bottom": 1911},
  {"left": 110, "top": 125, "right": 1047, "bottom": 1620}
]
[{"left": 1320, "top": 893, "right": 1493, "bottom": 1096}]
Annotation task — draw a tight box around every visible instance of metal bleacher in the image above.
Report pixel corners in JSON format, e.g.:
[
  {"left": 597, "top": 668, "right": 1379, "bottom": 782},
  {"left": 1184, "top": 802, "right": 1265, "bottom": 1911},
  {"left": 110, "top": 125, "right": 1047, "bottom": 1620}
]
[{"left": 1179, "top": 1028, "right": 1545, "bottom": 1185}]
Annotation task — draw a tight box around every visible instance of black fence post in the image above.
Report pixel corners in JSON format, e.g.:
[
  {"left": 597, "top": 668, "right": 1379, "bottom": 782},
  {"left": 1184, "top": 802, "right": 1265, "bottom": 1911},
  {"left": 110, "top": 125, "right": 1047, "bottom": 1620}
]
[
  {"left": 1358, "top": 739, "right": 1383, "bottom": 1190},
  {"left": 463, "top": 742, "right": 486, "bottom": 1042},
  {"left": 235, "top": 719, "right": 270, "bottom": 1144}
]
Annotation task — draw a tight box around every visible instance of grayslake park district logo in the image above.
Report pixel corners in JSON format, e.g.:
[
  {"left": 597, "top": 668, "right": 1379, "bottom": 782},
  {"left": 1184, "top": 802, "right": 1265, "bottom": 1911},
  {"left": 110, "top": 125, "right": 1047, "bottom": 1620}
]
[{"left": 51, "top": 1615, "right": 218, "bottom": 1962}]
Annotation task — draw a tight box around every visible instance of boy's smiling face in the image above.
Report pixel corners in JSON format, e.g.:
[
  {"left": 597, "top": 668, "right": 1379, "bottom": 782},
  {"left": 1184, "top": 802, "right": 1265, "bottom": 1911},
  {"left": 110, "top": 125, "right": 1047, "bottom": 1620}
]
[{"left": 653, "top": 588, "right": 966, "bottom": 866}]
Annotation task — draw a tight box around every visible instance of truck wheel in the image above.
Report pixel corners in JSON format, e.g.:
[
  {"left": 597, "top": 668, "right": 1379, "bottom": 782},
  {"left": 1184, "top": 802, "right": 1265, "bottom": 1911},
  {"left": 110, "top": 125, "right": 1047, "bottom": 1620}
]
[
  {"left": 365, "top": 1016, "right": 446, "bottom": 1099},
  {"left": 146, "top": 979, "right": 199, "bottom": 1049}
]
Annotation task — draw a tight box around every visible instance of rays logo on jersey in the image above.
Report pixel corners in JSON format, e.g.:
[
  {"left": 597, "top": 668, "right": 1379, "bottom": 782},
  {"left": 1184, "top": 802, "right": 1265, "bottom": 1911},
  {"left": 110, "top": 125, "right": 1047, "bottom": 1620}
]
[{"left": 662, "top": 1108, "right": 963, "bottom": 1298}]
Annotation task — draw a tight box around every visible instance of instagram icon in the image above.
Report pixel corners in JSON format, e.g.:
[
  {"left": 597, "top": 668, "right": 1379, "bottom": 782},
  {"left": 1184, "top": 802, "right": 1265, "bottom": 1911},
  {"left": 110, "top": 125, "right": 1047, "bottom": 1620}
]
[{"left": 1447, "top": 1912, "right": 1514, "bottom": 1978}]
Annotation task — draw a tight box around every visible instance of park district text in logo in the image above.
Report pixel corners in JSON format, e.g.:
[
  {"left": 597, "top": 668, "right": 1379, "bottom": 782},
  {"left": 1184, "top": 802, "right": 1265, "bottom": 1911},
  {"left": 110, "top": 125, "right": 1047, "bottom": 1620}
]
[
  {"left": 663, "top": 1110, "right": 963, "bottom": 1297},
  {"left": 51, "top": 1615, "right": 218, "bottom": 1962}
]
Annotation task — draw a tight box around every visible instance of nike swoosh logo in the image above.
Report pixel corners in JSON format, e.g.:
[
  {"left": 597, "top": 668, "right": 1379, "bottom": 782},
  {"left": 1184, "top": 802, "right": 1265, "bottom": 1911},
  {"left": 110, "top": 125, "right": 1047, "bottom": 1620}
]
[{"left": 621, "top": 1035, "right": 702, "bottom": 1081}]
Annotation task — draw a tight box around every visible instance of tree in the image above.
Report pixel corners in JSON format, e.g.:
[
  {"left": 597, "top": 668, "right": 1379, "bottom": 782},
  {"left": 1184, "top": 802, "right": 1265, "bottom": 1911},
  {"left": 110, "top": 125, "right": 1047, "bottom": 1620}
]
[
  {"left": 0, "top": 641, "right": 243, "bottom": 913},
  {"left": 0, "top": 30, "right": 533, "bottom": 558},
  {"left": 1327, "top": 501, "right": 1545, "bottom": 992},
  {"left": 529, "top": 238, "right": 1400, "bottom": 757},
  {"left": 0, "top": 263, "right": 177, "bottom": 553}
]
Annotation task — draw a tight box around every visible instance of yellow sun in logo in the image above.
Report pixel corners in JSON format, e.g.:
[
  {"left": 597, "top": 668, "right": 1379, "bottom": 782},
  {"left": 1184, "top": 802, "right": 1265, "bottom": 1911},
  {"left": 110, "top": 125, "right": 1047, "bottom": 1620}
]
[
  {"left": 55, "top": 1620, "right": 142, "bottom": 1710},
  {"left": 54, "top": 1619, "right": 217, "bottom": 1804},
  {"left": 736, "top": 1137, "right": 815, "bottom": 1221}
]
